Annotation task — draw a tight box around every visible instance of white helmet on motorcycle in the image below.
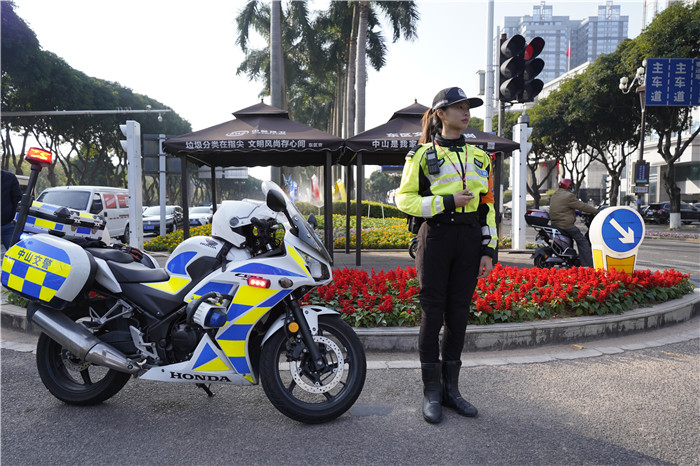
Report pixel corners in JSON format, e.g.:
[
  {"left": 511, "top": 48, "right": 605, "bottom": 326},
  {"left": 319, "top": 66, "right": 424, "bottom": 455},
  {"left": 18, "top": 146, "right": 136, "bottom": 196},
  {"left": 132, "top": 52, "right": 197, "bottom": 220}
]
[{"left": 211, "top": 201, "right": 267, "bottom": 248}]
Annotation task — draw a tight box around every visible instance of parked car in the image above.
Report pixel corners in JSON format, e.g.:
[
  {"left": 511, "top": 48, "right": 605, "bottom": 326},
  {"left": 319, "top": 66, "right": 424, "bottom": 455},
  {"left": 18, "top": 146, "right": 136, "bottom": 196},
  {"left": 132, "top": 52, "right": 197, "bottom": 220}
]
[
  {"left": 644, "top": 202, "right": 700, "bottom": 224},
  {"left": 142, "top": 205, "right": 184, "bottom": 234},
  {"left": 188, "top": 206, "right": 213, "bottom": 227}
]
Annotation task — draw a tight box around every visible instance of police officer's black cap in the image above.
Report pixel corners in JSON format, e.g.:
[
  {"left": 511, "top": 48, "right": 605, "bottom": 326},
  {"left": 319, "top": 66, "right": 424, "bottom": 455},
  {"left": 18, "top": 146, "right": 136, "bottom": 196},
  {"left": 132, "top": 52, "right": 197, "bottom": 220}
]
[{"left": 432, "top": 87, "right": 483, "bottom": 111}]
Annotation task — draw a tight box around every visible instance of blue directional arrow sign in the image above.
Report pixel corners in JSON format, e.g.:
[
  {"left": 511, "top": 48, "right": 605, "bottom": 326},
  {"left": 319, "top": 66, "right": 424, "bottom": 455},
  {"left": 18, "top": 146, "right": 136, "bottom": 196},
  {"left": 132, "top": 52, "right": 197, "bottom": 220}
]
[{"left": 600, "top": 208, "right": 644, "bottom": 253}]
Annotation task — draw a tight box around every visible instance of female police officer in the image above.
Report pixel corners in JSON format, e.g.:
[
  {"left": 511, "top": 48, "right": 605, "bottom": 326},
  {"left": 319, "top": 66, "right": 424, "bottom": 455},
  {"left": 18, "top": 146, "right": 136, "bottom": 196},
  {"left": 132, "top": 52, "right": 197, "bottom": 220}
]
[{"left": 396, "top": 87, "right": 496, "bottom": 423}]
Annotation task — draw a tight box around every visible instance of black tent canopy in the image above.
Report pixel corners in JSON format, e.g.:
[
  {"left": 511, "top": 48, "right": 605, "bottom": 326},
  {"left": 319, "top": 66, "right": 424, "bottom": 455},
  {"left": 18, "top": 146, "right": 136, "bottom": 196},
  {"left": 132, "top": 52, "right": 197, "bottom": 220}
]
[
  {"left": 341, "top": 101, "right": 519, "bottom": 165},
  {"left": 163, "top": 102, "right": 343, "bottom": 256}
]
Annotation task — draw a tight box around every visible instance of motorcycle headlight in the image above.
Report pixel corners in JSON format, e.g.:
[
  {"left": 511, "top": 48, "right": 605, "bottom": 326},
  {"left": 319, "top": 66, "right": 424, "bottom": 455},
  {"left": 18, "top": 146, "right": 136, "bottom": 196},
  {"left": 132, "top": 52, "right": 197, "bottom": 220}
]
[{"left": 299, "top": 251, "right": 324, "bottom": 279}]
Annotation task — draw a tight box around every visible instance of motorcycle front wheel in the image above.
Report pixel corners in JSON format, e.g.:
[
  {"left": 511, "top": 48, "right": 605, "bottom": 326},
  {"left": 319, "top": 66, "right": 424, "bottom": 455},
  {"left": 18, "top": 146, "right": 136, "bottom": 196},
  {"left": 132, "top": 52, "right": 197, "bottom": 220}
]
[
  {"left": 36, "top": 312, "right": 131, "bottom": 406},
  {"left": 408, "top": 240, "right": 418, "bottom": 259},
  {"left": 260, "top": 315, "right": 367, "bottom": 424}
]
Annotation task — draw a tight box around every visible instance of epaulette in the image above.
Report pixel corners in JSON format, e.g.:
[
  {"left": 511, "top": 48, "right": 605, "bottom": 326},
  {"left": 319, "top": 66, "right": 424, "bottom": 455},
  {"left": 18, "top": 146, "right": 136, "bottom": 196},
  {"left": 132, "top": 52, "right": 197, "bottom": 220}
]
[{"left": 406, "top": 143, "right": 426, "bottom": 159}]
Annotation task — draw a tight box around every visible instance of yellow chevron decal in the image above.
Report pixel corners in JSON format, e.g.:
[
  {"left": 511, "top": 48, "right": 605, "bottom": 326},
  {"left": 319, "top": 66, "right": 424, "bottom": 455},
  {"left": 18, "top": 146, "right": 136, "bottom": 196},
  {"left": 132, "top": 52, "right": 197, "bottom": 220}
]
[
  {"left": 287, "top": 245, "right": 311, "bottom": 277},
  {"left": 218, "top": 339, "right": 246, "bottom": 356},
  {"left": 194, "top": 357, "right": 230, "bottom": 372},
  {"left": 239, "top": 307, "right": 272, "bottom": 326},
  {"left": 146, "top": 276, "right": 190, "bottom": 293},
  {"left": 233, "top": 286, "right": 277, "bottom": 306}
]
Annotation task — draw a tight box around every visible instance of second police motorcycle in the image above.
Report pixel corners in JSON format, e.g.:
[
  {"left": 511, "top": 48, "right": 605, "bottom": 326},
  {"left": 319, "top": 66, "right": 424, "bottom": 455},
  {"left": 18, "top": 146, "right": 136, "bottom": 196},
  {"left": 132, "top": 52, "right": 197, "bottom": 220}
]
[{"left": 2, "top": 148, "right": 366, "bottom": 424}]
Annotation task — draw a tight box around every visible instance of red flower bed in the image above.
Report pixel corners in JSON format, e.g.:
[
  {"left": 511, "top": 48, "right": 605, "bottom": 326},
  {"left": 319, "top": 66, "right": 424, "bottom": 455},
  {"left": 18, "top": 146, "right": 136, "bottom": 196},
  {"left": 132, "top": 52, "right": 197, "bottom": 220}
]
[{"left": 303, "top": 264, "right": 694, "bottom": 328}]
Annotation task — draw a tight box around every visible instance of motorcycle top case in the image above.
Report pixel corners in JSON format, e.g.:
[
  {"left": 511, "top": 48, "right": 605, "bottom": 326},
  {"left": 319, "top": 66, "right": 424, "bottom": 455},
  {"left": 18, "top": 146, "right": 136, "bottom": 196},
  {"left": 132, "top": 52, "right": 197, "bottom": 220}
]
[
  {"left": 524, "top": 209, "right": 549, "bottom": 227},
  {"left": 1, "top": 234, "right": 96, "bottom": 310},
  {"left": 16, "top": 201, "right": 106, "bottom": 241}
]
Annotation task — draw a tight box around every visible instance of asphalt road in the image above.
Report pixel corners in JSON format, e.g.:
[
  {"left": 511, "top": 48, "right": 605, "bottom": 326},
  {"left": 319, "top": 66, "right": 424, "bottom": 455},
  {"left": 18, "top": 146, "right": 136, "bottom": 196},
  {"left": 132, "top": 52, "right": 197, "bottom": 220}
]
[{"left": 2, "top": 323, "right": 699, "bottom": 466}]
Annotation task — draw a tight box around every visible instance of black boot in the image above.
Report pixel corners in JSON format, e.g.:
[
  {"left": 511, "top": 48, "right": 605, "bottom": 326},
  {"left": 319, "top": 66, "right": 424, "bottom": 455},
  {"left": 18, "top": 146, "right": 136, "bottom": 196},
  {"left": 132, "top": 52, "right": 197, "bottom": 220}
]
[
  {"left": 421, "top": 363, "right": 442, "bottom": 424},
  {"left": 442, "top": 360, "right": 478, "bottom": 417}
]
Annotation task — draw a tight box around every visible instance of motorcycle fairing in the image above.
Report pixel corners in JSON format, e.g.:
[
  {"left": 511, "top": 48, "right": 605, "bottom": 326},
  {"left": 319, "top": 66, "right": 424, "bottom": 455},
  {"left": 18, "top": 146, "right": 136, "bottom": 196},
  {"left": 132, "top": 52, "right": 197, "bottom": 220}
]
[{"left": 1, "top": 234, "right": 96, "bottom": 309}]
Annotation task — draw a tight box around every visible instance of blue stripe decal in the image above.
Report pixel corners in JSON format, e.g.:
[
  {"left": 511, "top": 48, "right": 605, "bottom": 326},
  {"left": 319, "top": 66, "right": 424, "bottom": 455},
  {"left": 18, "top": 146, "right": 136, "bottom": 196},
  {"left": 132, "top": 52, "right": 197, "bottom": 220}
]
[
  {"left": 231, "top": 263, "right": 306, "bottom": 278},
  {"left": 194, "top": 282, "right": 234, "bottom": 297},
  {"left": 260, "top": 289, "right": 291, "bottom": 308},
  {"left": 218, "top": 324, "right": 250, "bottom": 341},
  {"left": 166, "top": 251, "right": 197, "bottom": 275},
  {"left": 225, "top": 303, "right": 251, "bottom": 321},
  {"left": 20, "top": 237, "right": 70, "bottom": 263},
  {"left": 193, "top": 343, "right": 217, "bottom": 368},
  {"left": 229, "top": 356, "right": 249, "bottom": 374}
]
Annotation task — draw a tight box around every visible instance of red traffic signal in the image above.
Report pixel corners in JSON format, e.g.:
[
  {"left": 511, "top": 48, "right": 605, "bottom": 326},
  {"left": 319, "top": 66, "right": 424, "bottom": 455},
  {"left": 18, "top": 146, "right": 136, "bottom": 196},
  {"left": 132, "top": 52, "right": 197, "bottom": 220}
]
[{"left": 519, "top": 37, "right": 546, "bottom": 103}]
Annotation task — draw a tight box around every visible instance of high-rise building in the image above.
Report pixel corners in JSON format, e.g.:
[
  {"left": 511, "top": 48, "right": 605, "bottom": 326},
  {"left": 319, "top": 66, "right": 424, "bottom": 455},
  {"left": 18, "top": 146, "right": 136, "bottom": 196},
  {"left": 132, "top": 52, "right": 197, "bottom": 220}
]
[
  {"left": 502, "top": 1, "right": 628, "bottom": 84},
  {"left": 571, "top": 2, "right": 628, "bottom": 69}
]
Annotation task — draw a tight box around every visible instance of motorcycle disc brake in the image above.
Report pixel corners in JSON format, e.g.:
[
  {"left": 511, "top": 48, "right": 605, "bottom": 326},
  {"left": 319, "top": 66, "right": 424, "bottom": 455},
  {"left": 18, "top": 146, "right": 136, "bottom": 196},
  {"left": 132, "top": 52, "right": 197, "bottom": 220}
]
[{"left": 289, "top": 335, "right": 344, "bottom": 394}]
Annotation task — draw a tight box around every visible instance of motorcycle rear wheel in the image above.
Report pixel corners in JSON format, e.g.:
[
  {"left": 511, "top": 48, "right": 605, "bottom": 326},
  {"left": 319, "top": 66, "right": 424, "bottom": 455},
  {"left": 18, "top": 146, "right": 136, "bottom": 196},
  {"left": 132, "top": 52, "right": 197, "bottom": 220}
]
[
  {"left": 36, "top": 313, "right": 131, "bottom": 406},
  {"left": 260, "top": 315, "right": 366, "bottom": 424}
]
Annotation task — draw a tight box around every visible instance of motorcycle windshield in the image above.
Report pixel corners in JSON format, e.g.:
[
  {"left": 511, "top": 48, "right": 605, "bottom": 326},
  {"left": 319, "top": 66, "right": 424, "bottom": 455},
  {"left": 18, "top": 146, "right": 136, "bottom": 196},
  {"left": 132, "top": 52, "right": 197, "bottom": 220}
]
[{"left": 261, "top": 181, "right": 332, "bottom": 265}]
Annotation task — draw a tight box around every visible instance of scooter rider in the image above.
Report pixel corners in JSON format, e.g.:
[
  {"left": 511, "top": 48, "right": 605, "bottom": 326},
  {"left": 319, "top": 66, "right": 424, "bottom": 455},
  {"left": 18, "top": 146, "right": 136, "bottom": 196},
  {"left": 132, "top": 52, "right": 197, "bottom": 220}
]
[
  {"left": 396, "top": 87, "right": 496, "bottom": 423},
  {"left": 549, "top": 179, "right": 598, "bottom": 267}
]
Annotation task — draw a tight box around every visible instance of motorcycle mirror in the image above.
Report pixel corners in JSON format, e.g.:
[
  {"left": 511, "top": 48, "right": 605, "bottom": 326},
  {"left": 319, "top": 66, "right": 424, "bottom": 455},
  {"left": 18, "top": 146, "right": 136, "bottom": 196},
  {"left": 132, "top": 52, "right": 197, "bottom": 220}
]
[
  {"left": 266, "top": 190, "right": 287, "bottom": 213},
  {"left": 307, "top": 213, "right": 318, "bottom": 229}
]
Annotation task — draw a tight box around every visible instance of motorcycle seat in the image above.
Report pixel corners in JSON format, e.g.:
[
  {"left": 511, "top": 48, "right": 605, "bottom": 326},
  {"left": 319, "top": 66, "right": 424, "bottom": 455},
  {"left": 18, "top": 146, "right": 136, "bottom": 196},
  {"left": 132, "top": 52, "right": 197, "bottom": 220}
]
[
  {"left": 105, "top": 261, "right": 170, "bottom": 284},
  {"left": 86, "top": 247, "right": 134, "bottom": 264}
]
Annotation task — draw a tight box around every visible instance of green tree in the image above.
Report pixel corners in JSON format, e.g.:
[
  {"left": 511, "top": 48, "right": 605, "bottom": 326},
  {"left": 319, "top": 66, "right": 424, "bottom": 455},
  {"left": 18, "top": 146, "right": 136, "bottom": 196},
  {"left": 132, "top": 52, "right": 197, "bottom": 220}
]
[
  {"left": 365, "top": 170, "right": 399, "bottom": 203},
  {"left": 1, "top": 1, "right": 191, "bottom": 194},
  {"left": 622, "top": 2, "right": 700, "bottom": 226}
]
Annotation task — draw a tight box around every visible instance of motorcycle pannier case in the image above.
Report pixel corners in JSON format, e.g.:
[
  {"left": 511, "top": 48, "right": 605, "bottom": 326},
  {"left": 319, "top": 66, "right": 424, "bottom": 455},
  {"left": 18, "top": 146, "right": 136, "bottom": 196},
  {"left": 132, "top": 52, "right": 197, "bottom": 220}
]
[
  {"left": 17, "top": 201, "right": 106, "bottom": 241},
  {"left": 1, "top": 234, "right": 97, "bottom": 310}
]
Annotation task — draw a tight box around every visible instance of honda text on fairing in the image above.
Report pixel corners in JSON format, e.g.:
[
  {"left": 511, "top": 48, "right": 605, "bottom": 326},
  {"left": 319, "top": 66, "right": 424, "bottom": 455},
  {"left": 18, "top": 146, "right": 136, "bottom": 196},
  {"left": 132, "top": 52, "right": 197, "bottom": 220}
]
[{"left": 2, "top": 148, "right": 366, "bottom": 424}]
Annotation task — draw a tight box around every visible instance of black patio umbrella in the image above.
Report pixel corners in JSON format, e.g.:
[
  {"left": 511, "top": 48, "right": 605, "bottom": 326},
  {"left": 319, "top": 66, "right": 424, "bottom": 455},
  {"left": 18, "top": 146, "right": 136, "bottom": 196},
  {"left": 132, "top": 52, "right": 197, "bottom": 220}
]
[
  {"left": 164, "top": 102, "right": 344, "bottom": 166},
  {"left": 340, "top": 101, "right": 520, "bottom": 165},
  {"left": 163, "top": 102, "right": 344, "bottom": 256}
]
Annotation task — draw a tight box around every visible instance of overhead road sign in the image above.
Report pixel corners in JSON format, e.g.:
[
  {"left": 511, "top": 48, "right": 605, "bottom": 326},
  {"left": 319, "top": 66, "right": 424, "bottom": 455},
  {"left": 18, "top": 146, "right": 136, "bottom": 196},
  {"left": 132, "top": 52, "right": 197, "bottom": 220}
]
[{"left": 645, "top": 58, "right": 700, "bottom": 107}]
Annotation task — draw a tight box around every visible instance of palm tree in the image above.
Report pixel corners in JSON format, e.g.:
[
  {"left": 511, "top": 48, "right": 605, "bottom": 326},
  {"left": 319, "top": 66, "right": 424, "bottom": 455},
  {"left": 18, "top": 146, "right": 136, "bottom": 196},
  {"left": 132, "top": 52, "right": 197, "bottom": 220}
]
[{"left": 353, "top": 1, "right": 418, "bottom": 134}]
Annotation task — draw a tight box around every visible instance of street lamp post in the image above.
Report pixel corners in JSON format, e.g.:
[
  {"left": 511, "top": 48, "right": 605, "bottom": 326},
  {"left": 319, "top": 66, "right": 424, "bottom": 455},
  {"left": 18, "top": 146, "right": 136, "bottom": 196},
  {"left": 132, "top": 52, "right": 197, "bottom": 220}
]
[{"left": 619, "top": 61, "right": 648, "bottom": 211}]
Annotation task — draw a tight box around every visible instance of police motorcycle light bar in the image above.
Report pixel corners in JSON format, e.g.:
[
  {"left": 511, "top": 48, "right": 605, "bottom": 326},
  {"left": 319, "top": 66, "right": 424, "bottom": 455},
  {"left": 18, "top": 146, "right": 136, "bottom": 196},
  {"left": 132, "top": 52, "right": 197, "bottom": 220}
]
[
  {"left": 248, "top": 276, "right": 271, "bottom": 289},
  {"left": 11, "top": 148, "right": 55, "bottom": 245},
  {"left": 26, "top": 147, "right": 53, "bottom": 166}
]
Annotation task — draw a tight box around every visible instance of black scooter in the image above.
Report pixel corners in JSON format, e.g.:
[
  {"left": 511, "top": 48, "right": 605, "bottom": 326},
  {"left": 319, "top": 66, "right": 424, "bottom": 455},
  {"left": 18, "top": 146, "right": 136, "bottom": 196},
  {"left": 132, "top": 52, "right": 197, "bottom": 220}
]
[{"left": 526, "top": 209, "right": 595, "bottom": 268}]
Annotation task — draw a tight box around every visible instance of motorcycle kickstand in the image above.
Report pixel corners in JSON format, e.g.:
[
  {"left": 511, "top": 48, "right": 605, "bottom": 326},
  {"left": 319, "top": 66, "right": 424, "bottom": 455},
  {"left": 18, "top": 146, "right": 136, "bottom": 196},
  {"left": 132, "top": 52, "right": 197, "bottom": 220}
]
[{"left": 196, "top": 383, "right": 215, "bottom": 397}]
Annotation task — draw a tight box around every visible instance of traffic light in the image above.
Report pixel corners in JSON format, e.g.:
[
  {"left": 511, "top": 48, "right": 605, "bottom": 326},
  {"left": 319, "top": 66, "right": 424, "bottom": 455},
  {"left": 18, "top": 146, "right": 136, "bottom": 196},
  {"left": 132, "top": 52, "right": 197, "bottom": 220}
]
[
  {"left": 499, "top": 34, "right": 526, "bottom": 102},
  {"left": 499, "top": 35, "right": 546, "bottom": 103},
  {"left": 119, "top": 120, "right": 141, "bottom": 157},
  {"left": 519, "top": 37, "right": 546, "bottom": 103}
]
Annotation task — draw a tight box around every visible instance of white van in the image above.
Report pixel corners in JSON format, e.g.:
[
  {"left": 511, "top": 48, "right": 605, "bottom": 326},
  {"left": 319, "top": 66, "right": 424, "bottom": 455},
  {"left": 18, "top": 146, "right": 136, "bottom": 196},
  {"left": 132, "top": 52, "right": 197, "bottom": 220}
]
[{"left": 36, "top": 186, "right": 131, "bottom": 242}]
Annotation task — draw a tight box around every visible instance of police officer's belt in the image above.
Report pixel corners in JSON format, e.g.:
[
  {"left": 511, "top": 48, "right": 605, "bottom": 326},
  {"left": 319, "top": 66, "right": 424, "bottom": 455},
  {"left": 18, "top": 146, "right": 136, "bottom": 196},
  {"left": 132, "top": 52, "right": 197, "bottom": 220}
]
[{"left": 427, "top": 212, "right": 479, "bottom": 226}]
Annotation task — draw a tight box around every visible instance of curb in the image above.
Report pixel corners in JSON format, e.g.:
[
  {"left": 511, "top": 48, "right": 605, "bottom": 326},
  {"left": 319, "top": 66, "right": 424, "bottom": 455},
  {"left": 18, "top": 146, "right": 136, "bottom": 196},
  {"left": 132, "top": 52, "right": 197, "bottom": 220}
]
[{"left": 3, "top": 290, "right": 699, "bottom": 352}]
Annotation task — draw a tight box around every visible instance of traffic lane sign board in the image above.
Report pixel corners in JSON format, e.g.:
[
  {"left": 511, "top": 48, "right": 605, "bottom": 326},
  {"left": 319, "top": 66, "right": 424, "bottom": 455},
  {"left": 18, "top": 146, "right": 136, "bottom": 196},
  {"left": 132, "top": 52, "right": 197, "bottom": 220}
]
[
  {"left": 634, "top": 186, "right": 649, "bottom": 194},
  {"left": 600, "top": 208, "right": 645, "bottom": 254}
]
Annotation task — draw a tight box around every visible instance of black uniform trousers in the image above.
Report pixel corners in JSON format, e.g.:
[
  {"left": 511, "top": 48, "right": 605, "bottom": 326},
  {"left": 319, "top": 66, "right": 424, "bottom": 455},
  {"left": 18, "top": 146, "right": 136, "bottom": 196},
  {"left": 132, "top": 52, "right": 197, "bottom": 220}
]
[{"left": 415, "top": 221, "right": 482, "bottom": 364}]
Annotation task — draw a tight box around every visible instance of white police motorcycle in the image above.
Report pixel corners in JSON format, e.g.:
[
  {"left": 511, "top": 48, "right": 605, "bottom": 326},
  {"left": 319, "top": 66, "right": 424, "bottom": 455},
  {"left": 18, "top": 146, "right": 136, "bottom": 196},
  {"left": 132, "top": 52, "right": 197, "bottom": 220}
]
[{"left": 2, "top": 149, "right": 366, "bottom": 424}]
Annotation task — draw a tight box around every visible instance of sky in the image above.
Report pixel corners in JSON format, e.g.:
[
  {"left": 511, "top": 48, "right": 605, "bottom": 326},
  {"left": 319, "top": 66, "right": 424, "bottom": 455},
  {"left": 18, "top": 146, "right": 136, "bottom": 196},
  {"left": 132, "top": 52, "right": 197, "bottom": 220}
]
[{"left": 10, "top": 0, "right": 647, "bottom": 179}]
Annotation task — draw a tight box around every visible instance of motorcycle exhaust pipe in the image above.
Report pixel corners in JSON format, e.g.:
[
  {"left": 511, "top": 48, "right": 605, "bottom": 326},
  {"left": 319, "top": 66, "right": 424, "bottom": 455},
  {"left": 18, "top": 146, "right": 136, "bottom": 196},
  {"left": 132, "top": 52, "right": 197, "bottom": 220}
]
[{"left": 29, "top": 305, "right": 140, "bottom": 374}]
